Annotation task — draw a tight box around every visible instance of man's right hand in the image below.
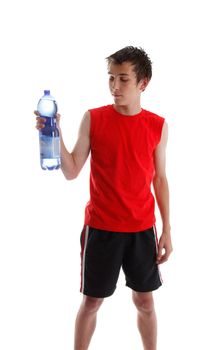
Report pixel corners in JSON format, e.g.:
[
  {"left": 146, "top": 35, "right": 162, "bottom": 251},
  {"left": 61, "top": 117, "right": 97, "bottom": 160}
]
[
  {"left": 34, "top": 111, "right": 46, "bottom": 130},
  {"left": 34, "top": 111, "right": 61, "bottom": 130}
]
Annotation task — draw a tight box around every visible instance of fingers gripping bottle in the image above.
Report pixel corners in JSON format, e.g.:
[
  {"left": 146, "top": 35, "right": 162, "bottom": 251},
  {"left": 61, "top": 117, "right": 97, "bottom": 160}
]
[{"left": 37, "top": 90, "right": 61, "bottom": 170}]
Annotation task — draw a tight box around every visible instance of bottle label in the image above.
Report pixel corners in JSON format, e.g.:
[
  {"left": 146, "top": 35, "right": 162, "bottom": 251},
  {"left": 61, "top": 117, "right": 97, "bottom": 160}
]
[{"left": 40, "top": 135, "right": 60, "bottom": 159}]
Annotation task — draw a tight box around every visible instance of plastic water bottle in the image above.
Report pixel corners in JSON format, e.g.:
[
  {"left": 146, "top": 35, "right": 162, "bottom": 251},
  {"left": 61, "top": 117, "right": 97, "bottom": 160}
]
[{"left": 37, "top": 90, "right": 61, "bottom": 170}]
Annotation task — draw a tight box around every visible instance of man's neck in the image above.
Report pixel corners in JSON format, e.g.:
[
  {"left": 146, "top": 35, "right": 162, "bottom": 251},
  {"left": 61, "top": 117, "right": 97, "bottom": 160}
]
[{"left": 113, "top": 103, "right": 142, "bottom": 116}]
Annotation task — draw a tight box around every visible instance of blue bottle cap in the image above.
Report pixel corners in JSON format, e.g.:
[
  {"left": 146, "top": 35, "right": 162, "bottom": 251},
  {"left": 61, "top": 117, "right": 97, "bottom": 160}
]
[{"left": 44, "top": 90, "right": 50, "bottom": 95}]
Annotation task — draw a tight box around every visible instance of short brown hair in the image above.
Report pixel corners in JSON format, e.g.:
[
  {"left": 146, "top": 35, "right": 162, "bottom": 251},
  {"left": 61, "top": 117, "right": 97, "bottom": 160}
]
[{"left": 106, "top": 46, "right": 152, "bottom": 83}]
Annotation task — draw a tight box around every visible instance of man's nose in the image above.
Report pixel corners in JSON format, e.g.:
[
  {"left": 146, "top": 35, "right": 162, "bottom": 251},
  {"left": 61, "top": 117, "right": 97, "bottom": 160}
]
[{"left": 112, "top": 78, "right": 120, "bottom": 90}]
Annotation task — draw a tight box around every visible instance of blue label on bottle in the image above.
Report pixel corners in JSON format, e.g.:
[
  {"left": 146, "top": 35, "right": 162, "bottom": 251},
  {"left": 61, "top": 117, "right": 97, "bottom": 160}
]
[{"left": 40, "top": 135, "right": 60, "bottom": 159}]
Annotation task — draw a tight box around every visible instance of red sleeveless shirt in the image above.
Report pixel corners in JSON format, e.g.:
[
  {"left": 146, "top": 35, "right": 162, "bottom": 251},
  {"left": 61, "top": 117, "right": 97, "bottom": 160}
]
[{"left": 84, "top": 105, "right": 165, "bottom": 232}]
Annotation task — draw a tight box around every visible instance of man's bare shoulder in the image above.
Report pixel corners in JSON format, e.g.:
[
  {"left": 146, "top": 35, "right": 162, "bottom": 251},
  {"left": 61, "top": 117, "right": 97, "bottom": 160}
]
[
  {"left": 79, "top": 111, "right": 91, "bottom": 136},
  {"left": 159, "top": 121, "right": 168, "bottom": 146},
  {"left": 81, "top": 105, "right": 111, "bottom": 135}
]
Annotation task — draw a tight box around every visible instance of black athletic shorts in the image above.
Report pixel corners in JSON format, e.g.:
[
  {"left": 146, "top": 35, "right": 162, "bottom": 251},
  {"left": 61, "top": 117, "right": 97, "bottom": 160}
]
[{"left": 80, "top": 225, "right": 162, "bottom": 298}]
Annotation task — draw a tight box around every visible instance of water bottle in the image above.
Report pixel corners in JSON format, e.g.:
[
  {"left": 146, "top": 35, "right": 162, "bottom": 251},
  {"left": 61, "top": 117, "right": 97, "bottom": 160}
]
[{"left": 37, "top": 90, "right": 61, "bottom": 170}]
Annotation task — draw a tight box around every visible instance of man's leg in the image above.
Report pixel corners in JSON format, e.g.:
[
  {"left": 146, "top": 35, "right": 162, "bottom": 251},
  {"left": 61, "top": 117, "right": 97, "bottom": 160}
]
[
  {"left": 74, "top": 295, "right": 104, "bottom": 350},
  {"left": 132, "top": 291, "right": 157, "bottom": 350}
]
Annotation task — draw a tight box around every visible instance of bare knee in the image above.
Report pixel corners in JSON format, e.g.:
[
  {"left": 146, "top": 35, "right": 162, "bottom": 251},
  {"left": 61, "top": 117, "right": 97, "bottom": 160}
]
[
  {"left": 132, "top": 292, "right": 155, "bottom": 315},
  {"left": 81, "top": 296, "right": 104, "bottom": 314}
]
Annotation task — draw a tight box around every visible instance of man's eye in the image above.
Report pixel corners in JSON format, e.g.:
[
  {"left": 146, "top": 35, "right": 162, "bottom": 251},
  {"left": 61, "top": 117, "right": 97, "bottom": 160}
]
[
  {"left": 109, "top": 76, "right": 114, "bottom": 81},
  {"left": 121, "top": 78, "right": 129, "bottom": 82}
]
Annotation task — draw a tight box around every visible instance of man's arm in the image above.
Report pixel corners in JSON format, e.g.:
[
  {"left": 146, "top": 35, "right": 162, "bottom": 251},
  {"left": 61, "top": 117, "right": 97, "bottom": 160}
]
[
  {"left": 35, "top": 110, "right": 91, "bottom": 180},
  {"left": 153, "top": 121, "right": 173, "bottom": 264},
  {"left": 59, "top": 111, "right": 91, "bottom": 180}
]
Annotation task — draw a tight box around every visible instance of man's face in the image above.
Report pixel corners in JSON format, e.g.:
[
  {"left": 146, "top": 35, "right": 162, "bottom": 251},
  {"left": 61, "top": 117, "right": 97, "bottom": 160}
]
[{"left": 108, "top": 61, "right": 146, "bottom": 107}]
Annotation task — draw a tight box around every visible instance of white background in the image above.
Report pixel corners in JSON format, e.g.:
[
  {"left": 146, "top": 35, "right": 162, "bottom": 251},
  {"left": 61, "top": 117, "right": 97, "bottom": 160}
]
[{"left": 0, "top": 0, "right": 218, "bottom": 349}]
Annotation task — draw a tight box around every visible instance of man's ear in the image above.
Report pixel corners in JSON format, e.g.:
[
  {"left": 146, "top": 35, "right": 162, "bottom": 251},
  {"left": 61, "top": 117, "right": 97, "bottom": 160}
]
[{"left": 140, "top": 78, "right": 149, "bottom": 92}]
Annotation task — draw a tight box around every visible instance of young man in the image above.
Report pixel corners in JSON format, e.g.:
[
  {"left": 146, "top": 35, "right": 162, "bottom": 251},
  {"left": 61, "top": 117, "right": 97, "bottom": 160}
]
[{"left": 36, "top": 46, "right": 173, "bottom": 350}]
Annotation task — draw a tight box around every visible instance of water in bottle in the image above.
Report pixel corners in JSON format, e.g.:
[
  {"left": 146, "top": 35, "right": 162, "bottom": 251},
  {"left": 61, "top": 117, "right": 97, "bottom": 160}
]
[{"left": 37, "top": 90, "right": 61, "bottom": 170}]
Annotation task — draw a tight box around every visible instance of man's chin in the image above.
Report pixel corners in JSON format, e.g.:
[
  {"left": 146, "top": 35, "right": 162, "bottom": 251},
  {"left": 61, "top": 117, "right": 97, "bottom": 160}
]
[{"left": 113, "top": 98, "right": 125, "bottom": 106}]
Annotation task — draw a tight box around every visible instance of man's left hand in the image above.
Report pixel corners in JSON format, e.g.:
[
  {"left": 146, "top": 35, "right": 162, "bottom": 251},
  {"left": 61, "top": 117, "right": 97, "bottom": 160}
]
[{"left": 156, "top": 231, "right": 173, "bottom": 264}]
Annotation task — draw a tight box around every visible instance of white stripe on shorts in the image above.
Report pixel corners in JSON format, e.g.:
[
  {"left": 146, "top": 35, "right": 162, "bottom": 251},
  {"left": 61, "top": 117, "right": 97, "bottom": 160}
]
[
  {"left": 81, "top": 225, "right": 89, "bottom": 294},
  {"left": 153, "top": 225, "right": 163, "bottom": 285}
]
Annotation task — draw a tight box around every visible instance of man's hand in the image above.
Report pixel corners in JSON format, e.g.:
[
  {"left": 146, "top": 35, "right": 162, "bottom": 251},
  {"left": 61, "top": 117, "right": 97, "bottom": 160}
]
[
  {"left": 156, "top": 231, "right": 173, "bottom": 264},
  {"left": 34, "top": 111, "right": 61, "bottom": 130}
]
